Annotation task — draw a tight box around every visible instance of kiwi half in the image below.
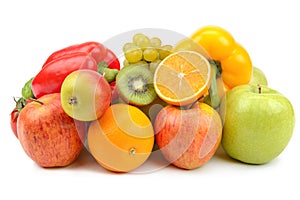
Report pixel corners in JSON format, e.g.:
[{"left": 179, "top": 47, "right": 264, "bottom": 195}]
[{"left": 116, "top": 64, "right": 157, "bottom": 106}]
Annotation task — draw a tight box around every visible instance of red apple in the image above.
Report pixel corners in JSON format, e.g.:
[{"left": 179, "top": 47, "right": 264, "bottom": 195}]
[
  {"left": 60, "top": 69, "right": 111, "bottom": 121},
  {"left": 17, "top": 93, "right": 86, "bottom": 167},
  {"left": 154, "top": 102, "right": 222, "bottom": 170}
]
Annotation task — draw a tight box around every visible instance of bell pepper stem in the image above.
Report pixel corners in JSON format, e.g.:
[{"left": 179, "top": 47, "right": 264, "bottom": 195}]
[{"left": 103, "top": 68, "right": 119, "bottom": 83}]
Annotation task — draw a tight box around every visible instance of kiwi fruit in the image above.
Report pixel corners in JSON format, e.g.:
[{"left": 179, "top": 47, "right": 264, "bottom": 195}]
[{"left": 116, "top": 64, "right": 157, "bottom": 106}]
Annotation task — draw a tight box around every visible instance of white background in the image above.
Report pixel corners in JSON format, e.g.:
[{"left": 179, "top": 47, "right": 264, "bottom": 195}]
[{"left": 1, "top": 0, "right": 299, "bottom": 199}]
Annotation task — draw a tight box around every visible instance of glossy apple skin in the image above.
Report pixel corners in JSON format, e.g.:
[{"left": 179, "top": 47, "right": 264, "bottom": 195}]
[
  {"left": 61, "top": 69, "right": 111, "bottom": 121},
  {"left": 154, "top": 102, "right": 222, "bottom": 169},
  {"left": 17, "top": 93, "right": 86, "bottom": 167},
  {"left": 221, "top": 84, "right": 295, "bottom": 164}
]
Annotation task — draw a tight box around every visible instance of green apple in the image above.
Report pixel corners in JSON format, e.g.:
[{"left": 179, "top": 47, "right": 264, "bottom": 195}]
[
  {"left": 250, "top": 66, "right": 268, "bottom": 86},
  {"left": 221, "top": 84, "right": 295, "bottom": 164},
  {"left": 61, "top": 69, "right": 111, "bottom": 121}
]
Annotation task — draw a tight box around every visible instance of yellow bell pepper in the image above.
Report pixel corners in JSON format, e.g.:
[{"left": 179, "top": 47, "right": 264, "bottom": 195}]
[{"left": 191, "top": 25, "right": 253, "bottom": 89}]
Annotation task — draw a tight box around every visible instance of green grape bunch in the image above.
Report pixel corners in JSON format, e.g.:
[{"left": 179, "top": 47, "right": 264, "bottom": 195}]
[{"left": 123, "top": 33, "right": 173, "bottom": 73}]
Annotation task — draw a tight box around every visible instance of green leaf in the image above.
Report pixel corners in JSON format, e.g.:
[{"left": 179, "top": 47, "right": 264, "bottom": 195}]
[{"left": 21, "top": 77, "right": 35, "bottom": 99}]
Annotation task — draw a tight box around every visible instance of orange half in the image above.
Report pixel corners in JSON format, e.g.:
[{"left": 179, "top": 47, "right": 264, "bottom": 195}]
[{"left": 154, "top": 50, "right": 212, "bottom": 106}]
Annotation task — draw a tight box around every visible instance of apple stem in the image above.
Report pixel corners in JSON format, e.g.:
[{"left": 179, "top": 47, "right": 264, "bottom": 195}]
[
  {"left": 29, "top": 97, "right": 44, "bottom": 105},
  {"left": 68, "top": 97, "right": 78, "bottom": 105},
  {"left": 257, "top": 84, "right": 262, "bottom": 94}
]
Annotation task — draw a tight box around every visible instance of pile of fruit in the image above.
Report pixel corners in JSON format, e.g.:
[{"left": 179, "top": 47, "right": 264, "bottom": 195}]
[{"left": 10, "top": 25, "right": 295, "bottom": 173}]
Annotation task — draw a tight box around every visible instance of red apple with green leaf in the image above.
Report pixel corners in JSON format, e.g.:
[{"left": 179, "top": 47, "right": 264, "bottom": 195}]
[{"left": 17, "top": 93, "right": 86, "bottom": 167}]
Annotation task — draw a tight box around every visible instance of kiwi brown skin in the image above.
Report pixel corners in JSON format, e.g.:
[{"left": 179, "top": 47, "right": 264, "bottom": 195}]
[{"left": 116, "top": 64, "right": 157, "bottom": 106}]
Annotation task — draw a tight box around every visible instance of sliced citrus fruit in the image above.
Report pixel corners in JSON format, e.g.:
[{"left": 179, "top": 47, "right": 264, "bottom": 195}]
[
  {"left": 87, "top": 104, "right": 154, "bottom": 173},
  {"left": 153, "top": 50, "right": 212, "bottom": 106}
]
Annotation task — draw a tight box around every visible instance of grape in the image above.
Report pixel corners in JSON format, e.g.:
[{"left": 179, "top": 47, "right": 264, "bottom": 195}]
[
  {"left": 149, "top": 59, "right": 161, "bottom": 74},
  {"left": 123, "top": 59, "right": 130, "bottom": 67},
  {"left": 158, "top": 45, "right": 173, "bottom": 60},
  {"left": 150, "top": 37, "right": 162, "bottom": 48},
  {"left": 123, "top": 33, "right": 173, "bottom": 67},
  {"left": 133, "top": 33, "right": 145, "bottom": 44},
  {"left": 143, "top": 47, "right": 159, "bottom": 62},
  {"left": 124, "top": 46, "right": 143, "bottom": 63},
  {"left": 133, "top": 33, "right": 150, "bottom": 49},
  {"left": 134, "top": 61, "right": 149, "bottom": 69},
  {"left": 123, "top": 42, "right": 136, "bottom": 52}
]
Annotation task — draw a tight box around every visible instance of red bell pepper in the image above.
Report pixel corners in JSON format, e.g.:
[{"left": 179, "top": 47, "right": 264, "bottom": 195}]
[
  {"left": 102, "top": 48, "right": 120, "bottom": 70},
  {"left": 42, "top": 41, "right": 120, "bottom": 70},
  {"left": 32, "top": 52, "right": 98, "bottom": 98}
]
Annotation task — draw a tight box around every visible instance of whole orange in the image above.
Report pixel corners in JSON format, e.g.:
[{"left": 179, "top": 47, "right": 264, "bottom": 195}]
[{"left": 87, "top": 103, "right": 154, "bottom": 172}]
